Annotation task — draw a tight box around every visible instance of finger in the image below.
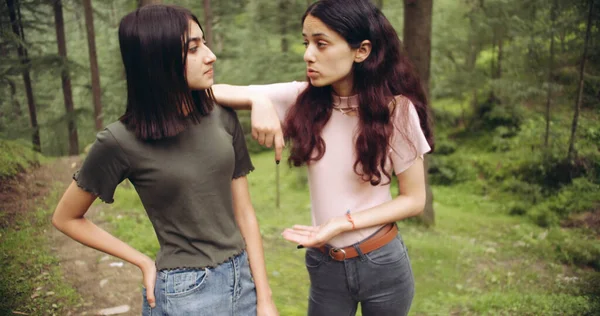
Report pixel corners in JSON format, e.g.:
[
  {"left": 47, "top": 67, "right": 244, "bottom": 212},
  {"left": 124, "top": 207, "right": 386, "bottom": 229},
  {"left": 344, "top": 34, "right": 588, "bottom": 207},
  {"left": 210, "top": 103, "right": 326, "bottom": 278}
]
[
  {"left": 274, "top": 131, "right": 284, "bottom": 162},
  {"left": 264, "top": 130, "right": 274, "bottom": 148},
  {"left": 258, "top": 132, "right": 267, "bottom": 146},
  {"left": 147, "top": 285, "right": 156, "bottom": 308},
  {"left": 281, "top": 230, "right": 307, "bottom": 244},
  {"left": 285, "top": 229, "right": 313, "bottom": 237},
  {"left": 292, "top": 225, "right": 318, "bottom": 232},
  {"left": 252, "top": 128, "right": 259, "bottom": 141}
]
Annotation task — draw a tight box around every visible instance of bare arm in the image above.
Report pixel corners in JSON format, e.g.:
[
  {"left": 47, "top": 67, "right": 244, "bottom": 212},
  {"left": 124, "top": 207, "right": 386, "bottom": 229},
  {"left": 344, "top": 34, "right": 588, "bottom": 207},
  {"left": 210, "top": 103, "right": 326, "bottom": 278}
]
[
  {"left": 52, "top": 181, "right": 157, "bottom": 307},
  {"left": 213, "top": 84, "right": 284, "bottom": 161},
  {"left": 345, "top": 158, "right": 426, "bottom": 229},
  {"left": 231, "top": 176, "right": 278, "bottom": 316},
  {"left": 282, "top": 158, "right": 426, "bottom": 247}
]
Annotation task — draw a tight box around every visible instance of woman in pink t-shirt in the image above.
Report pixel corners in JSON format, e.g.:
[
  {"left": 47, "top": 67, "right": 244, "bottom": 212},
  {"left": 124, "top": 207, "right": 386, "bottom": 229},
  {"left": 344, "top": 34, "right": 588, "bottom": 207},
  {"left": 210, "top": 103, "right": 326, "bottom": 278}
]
[{"left": 214, "top": 0, "right": 434, "bottom": 315}]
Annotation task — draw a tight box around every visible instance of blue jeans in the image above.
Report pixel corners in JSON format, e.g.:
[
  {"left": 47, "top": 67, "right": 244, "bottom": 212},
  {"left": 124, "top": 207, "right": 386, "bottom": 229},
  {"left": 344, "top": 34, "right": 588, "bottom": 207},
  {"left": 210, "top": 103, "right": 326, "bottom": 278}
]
[
  {"left": 305, "top": 235, "right": 415, "bottom": 316},
  {"left": 142, "top": 250, "right": 256, "bottom": 316}
]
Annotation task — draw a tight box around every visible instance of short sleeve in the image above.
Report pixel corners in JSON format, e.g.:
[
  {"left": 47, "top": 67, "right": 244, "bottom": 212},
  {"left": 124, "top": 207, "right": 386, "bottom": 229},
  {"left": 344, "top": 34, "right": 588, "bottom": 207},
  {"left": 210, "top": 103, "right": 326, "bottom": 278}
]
[
  {"left": 230, "top": 111, "right": 255, "bottom": 179},
  {"left": 390, "top": 97, "right": 431, "bottom": 175},
  {"left": 73, "top": 129, "right": 130, "bottom": 203},
  {"left": 247, "top": 81, "right": 308, "bottom": 122}
]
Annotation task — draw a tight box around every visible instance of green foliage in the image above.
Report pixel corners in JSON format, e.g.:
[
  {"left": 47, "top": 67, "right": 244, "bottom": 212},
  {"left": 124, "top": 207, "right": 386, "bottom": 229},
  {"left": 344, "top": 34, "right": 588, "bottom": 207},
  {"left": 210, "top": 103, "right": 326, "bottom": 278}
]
[
  {"left": 428, "top": 155, "right": 476, "bottom": 185},
  {"left": 470, "top": 94, "right": 525, "bottom": 133},
  {"left": 530, "top": 178, "right": 600, "bottom": 227},
  {"left": 101, "top": 152, "right": 600, "bottom": 314},
  {"left": 0, "top": 139, "right": 41, "bottom": 178},
  {"left": 0, "top": 187, "right": 81, "bottom": 315}
]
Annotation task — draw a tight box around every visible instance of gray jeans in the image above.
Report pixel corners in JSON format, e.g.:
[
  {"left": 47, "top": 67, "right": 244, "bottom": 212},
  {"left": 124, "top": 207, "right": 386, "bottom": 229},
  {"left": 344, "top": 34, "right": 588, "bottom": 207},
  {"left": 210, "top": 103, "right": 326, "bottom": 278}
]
[{"left": 305, "top": 235, "right": 414, "bottom": 316}]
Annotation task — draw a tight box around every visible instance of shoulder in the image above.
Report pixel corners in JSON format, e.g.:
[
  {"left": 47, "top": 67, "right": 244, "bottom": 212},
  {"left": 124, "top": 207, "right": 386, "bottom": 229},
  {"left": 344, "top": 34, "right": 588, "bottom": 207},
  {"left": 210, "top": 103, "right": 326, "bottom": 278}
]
[
  {"left": 103, "top": 120, "right": 138, "bottom": 147},
  {"left": 389, "top": 95, "right": 421, "bottom": 132},
  {"left": 213, "top": 103, "right": 240, "bottom": 133},
  {"left": 390, "top": 95, "right": 413, "bottom": 112}
]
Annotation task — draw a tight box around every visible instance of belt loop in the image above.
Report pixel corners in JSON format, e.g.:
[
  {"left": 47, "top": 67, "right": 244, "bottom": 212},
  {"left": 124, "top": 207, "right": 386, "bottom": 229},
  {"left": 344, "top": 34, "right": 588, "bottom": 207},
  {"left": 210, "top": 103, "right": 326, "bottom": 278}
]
[{"left": 353, "top": 243, "right": 366, "bottom": 261}]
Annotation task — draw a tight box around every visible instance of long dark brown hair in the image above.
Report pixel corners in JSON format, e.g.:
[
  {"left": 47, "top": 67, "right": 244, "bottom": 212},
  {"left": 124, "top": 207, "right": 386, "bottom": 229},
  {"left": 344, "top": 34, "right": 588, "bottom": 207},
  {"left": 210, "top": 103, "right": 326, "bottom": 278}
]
[
  {"left": 118, "top": 5, "right": 214, "bottom": 140},
  {"left": 284, "top": 0, "right": 434, "bottom": 185}
]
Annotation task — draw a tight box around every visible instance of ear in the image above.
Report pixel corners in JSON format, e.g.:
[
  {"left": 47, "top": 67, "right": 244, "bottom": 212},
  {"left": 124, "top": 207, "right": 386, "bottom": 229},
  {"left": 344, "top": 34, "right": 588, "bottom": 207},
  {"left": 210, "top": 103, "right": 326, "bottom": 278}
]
[{"left": 354, "top": 40, "right": 372, "bottom": 63}]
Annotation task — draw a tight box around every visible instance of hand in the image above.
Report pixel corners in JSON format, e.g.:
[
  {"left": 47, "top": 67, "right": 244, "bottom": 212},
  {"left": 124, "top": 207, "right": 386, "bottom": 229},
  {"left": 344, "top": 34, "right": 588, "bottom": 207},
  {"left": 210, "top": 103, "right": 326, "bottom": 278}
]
[
  {"left": 257, "top": 297, "right": 279, "bottom": 316},
  {"left": 139, "top": 257, "right": 157, "bottom": 308},
  {"left": 250, "top": 96, "right": 285, "bottom": 162},
  {"left": 281, "top": 217, "right": 351, "bottom": 248}
]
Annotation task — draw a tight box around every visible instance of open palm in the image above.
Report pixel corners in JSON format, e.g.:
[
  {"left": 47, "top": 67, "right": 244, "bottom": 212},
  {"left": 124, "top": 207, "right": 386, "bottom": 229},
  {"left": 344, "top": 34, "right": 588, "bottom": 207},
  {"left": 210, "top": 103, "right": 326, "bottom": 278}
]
[{"left": 281, "top": 220, "right": 344, "bottom": 248}]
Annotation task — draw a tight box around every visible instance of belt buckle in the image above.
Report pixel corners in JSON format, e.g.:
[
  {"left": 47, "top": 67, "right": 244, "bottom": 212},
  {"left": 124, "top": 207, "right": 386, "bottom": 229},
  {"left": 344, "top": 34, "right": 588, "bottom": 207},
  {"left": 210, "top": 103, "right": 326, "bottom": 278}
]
[{"left": 329, "top": 247, "right": 346, "bottom": 261}]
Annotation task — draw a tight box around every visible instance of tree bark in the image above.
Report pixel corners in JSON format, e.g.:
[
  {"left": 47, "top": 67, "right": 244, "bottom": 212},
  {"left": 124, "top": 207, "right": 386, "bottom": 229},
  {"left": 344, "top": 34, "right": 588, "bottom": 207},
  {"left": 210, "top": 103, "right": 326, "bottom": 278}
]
[
  {"left": 495, "top": 32, "right": 503, "bottom": 79},
  {"left": 279, "top": 0, "right": 288, "bottom": 53},
  {"left": 203, "top": 0, "right": 213, "bottom": 49},
  {"left": 403, "top": 0, "right": 433, "bottom": 97},
  {"left": 7, "top": 78, "right": 21, "bottom": 117},
  {"left": 403, "top": 0, "right": 434, "bottom": 226},
  {"left": 53, "top": 0, "right": 79, "bottom": 155},
  {"left": 83, "top": 0, "right": 103, "bottom": 131},
  {"left": 6, "top": 0, "right": 40, "bottom": 152},
  {"left": 567, "top": 0, "right": 594, "bottom": 161},
  {"left": 544, "top": 0, "right": 557, "bottom": 148}
]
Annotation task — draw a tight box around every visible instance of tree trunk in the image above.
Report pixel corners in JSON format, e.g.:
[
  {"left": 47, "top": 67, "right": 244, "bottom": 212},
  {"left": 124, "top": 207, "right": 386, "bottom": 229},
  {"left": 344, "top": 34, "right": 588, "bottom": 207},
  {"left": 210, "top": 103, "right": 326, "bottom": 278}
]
[
  {"left": 138, "top": 0, "right": 160, "bottom": 7},
  {"left": 203, "top": 0, "right": 213, "bottom": 49},
  {"left": 83, "top": 0, "right": 103, "bottom": 131},
  {"left": 279, "top": 0, "right": 288, "bottom": 53},
  {"left": 544, "top": 0, "right": 557, "bottom": 148},
  {"left": 7, "top": 78, "right": 21, "bottom": 117},
  {"left": 403, "top": 0, "right": 434, "bottom": 226},
  {"left": 490, "top": 32, "right": 496, "bottom": 79},
  {"left": 495, "top": 32, "right": 503, "bottom": 79},
  {"left": 53, "top": 0, "right": 79, "bottom": 155},
  {"left": 7, "top": 0, "right": 40, "bottom": 152},
  {"left": 403, "top": 0, "right": 433, "bottom": 97},
  {"left": 567, "top": 0, "right": 594, "bottom": 161}
]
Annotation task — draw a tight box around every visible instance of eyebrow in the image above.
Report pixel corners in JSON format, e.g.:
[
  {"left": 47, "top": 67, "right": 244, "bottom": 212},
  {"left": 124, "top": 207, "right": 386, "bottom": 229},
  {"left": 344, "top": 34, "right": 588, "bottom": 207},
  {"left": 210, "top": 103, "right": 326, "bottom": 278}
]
[
  {"left": 302, "top": 32, "right": 330, "bottom": 38},
  {"left": 186, "top": 36, "right": 204, "bottom": 44}
]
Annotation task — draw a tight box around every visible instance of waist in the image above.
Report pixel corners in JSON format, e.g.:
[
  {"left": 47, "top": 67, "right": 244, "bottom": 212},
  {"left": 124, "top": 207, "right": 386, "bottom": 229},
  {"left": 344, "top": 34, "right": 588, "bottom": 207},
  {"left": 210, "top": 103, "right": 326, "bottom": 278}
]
[{"left": 317, "top": 223, "right": 398, "bottom": 261}]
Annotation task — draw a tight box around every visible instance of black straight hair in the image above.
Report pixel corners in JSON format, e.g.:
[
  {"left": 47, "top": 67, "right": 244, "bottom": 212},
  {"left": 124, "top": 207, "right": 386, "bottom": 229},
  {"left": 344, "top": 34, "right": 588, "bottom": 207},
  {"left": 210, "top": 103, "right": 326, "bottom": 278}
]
[{"left": 118, "top": 4, "right": 215, "bottom": 140}]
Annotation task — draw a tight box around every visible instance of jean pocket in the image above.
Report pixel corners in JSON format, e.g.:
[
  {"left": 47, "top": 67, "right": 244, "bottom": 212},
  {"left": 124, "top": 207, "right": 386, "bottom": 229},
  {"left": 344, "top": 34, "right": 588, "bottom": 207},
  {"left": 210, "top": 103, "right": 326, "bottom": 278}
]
[
  {"left": 364, "top": 236, "right": 407, "bottom": 265},
  {"left": 164, "top": 268, "right": 209, "bottom": 297},
  {"left": 305, "top": 248, "right": 326, "bottom": 268}
]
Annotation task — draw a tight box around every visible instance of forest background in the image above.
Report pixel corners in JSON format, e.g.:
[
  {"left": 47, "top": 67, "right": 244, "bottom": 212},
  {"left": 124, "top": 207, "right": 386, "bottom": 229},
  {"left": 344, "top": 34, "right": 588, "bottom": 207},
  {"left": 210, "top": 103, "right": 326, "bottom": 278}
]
[{"left": 1, "top": 0, "right": 599, "bottom": 315}]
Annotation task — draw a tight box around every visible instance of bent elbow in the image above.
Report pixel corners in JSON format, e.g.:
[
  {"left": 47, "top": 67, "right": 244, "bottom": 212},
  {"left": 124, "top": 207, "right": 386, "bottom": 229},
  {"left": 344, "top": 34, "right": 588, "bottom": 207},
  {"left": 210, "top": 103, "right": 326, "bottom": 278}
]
[
  {"left": 51, "top": 210, "right": 65, "bottom": 232},
  {"left": 412, "top": 196, "right": 427, "bottom": 217}
]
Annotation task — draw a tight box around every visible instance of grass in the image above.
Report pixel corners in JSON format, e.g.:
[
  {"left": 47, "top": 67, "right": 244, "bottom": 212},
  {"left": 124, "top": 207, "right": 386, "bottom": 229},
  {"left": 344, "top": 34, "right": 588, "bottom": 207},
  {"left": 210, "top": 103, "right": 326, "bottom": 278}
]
[
  {"left": 104, "top": 152, "right": 599, "bottom": 315},
  {"left": 0, "top": 139, "right": 42, "bottom": 178},
  {"left": 0, "top": 183, "right": 82, "bottom": 315}
]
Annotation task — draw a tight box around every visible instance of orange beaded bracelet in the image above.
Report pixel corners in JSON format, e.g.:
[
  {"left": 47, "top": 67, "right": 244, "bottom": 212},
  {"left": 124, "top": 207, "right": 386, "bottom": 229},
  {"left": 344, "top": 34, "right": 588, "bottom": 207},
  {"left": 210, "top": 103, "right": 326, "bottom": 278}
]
[{"left": 345, "top": 210, "right": 356, "bottom": 230}]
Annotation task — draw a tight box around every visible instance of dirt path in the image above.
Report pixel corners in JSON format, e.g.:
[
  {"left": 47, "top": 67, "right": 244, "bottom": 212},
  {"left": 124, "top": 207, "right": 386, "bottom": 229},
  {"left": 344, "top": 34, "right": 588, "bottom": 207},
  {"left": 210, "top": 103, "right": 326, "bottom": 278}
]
[{"left": 6, "top": 157, "right": 142, "bottom": 315}]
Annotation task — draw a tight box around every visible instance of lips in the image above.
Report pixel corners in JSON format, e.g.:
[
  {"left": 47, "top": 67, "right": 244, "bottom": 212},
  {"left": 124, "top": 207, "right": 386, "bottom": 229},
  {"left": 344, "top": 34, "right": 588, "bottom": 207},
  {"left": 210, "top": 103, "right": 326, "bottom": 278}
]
[
  {"left": 204, "top": 69, "right": 213, "bottom": 75},
  {"left": 307, "top": 68, "right": 318, "bottom": 78}
]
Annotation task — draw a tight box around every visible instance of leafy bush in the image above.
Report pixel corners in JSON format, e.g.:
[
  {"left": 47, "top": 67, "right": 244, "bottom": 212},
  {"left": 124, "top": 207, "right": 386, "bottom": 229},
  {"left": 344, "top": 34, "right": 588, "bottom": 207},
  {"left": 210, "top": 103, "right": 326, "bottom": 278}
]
[
  {"left": 429, "top": 155, "right": 476, "bottom": 185},
  {"left": 0, "top": 140, "right": 40, "bottom": 179},
  {"left": 434, "top": 139, "right": 457, "bottom": 155}
]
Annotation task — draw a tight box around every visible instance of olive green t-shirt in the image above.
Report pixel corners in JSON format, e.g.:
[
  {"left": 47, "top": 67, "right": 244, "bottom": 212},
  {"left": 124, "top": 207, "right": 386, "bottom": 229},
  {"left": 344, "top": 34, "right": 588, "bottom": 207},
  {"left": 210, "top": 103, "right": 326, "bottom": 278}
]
[{"left": 74, "top": 105, "right": 254, "bottom": 270}]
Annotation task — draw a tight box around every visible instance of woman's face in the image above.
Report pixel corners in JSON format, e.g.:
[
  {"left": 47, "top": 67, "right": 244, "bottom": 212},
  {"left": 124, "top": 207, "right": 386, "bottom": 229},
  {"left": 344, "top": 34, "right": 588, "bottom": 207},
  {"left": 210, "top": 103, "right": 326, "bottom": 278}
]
[
  {"left": 302, "top": 15, "right": 357, "bottom": 95},
  {"left": 185, "top": 21, "right": 216, "bottom": 90}
]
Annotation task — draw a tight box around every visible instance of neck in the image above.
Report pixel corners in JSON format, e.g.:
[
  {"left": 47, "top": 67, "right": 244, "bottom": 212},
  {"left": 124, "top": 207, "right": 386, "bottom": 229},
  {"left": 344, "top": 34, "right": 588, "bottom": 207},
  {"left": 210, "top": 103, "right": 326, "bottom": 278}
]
[{"left": 332, "top": 75, "right": 354, "bottom": 97}]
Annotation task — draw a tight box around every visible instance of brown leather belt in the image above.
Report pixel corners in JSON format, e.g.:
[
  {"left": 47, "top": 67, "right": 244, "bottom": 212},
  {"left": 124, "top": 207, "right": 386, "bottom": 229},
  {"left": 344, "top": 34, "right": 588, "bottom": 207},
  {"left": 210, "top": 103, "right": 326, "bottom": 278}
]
[{"left": 318, "top": 223, "right": 398, "bottom": 261}]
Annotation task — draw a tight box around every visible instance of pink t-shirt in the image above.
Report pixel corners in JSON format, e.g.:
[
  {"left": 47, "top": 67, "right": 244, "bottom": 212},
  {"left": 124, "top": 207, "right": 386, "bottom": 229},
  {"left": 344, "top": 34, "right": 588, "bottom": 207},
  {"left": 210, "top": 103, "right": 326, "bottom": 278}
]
[{"left": 249, "top": 82, "right": 431, "bottom": 247}]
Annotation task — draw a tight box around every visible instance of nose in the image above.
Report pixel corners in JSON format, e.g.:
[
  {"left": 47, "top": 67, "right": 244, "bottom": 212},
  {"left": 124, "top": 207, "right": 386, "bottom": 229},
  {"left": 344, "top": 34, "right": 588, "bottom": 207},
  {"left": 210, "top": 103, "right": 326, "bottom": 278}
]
[
  {"left": 304, "top": 45, "right": 315, "bottom": 63},
  {"left": 204, "top": 47, "right": 217, "bottom": 64}
]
